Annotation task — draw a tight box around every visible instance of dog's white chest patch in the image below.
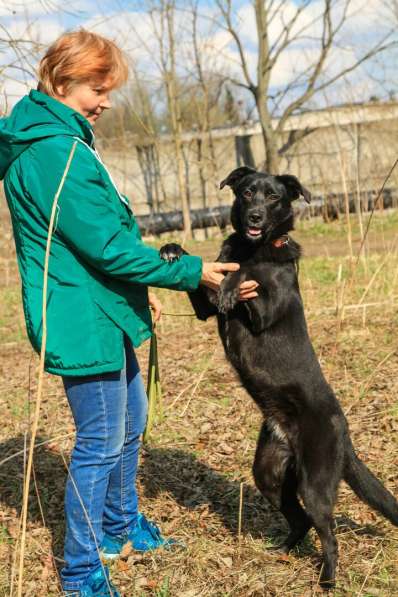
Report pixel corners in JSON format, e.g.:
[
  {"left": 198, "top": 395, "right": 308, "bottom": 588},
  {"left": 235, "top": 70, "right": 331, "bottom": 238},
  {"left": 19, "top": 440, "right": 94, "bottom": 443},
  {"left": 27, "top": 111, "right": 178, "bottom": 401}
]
[{"left": 268, "top": 419, "right": 288, "bottom": 442}]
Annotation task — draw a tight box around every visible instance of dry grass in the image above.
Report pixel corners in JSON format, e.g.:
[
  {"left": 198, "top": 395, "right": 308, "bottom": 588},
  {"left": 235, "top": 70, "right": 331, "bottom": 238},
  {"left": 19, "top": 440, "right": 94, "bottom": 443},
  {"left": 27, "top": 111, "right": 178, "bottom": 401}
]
[{"left": 0, "top": 203, "right": 397, "bottom": 596}]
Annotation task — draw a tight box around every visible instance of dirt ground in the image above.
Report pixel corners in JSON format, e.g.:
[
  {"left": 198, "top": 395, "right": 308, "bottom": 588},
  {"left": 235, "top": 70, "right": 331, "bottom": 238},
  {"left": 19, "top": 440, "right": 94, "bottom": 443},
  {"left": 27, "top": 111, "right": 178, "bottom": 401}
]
[{"left": 0, "top": 207, "right": 397, "bottom": 596}]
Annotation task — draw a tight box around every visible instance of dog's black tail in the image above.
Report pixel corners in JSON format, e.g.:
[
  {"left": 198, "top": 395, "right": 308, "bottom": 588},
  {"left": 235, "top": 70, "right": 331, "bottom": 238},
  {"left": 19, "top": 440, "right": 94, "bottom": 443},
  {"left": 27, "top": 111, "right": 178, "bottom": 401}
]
[{"left": 344, "top": 441, "right": 398, "bottom": 526}]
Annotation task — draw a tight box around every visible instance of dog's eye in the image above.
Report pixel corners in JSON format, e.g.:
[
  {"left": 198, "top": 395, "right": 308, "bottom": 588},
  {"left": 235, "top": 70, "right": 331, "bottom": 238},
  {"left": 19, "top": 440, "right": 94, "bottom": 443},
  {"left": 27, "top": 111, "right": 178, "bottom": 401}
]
[
  {"left": 268, "top": 194, "right": 280, "bottom": 202},
  {"left": 243, "top": 190, "right": 253, "bottom": 200}
]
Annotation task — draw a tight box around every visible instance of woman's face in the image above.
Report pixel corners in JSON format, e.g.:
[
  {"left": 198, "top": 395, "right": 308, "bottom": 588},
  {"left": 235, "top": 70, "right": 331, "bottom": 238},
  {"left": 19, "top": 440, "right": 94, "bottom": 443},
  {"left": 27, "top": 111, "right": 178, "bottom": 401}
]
[{"left": 54, "top": 79, "right": 113, "bottom": 125}]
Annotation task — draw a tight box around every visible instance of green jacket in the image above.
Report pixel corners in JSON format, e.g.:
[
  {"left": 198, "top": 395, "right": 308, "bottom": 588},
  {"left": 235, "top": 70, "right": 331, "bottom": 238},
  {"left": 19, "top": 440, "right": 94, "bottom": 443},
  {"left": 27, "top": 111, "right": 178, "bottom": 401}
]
[{"left": 0, "top": 90, "right": 202, "bottom": 375}]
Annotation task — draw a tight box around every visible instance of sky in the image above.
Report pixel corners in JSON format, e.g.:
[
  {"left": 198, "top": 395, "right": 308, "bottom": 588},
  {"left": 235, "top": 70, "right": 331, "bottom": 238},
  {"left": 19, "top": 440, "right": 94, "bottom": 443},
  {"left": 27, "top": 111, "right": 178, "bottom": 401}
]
[{"left": 1, "top": 0, "right": 397, "bottom": 116}]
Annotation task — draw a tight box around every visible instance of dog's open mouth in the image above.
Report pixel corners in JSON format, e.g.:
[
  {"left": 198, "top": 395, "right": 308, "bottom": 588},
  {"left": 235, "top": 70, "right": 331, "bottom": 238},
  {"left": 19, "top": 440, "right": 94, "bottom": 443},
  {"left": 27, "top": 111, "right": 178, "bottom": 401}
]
[{"left": 246, "top": 227, "right": 263, "bottom": 239}]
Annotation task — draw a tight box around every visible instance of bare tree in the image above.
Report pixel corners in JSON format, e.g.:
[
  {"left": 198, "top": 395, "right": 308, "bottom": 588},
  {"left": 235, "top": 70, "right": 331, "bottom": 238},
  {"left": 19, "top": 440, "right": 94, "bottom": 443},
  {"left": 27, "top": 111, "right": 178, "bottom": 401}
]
[
  {"left": 0, "top": 2, "right": 83, "bottom": 111},
  {"left": 0, "top": 24, "right": 44, "bottom": 113},
  {"left": 147, "top": 0, "right": 193, "bottom": 237},
  {"left": 216, "top": 0, "right": 396, "bottom": 172},
  {"left": 190, "top": 0, "right": 225, "bottom": 208}
]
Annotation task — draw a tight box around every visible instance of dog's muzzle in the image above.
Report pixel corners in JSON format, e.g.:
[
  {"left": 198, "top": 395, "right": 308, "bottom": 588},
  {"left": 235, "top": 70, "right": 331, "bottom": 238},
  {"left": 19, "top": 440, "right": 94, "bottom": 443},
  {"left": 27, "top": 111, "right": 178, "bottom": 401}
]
[{"left": 245, "top": 211, "right": 265, "bottom": 240}]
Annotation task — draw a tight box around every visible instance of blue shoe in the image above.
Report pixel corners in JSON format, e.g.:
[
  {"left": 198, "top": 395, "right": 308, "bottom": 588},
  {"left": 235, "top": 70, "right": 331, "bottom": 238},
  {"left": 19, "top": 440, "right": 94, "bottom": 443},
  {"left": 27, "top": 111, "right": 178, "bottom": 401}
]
[
  {"left": 100, "top": 513, "right": 178, "bottom": 560},
  {"left": 64, "top": 565, "right": 120, "bottom": 596}
]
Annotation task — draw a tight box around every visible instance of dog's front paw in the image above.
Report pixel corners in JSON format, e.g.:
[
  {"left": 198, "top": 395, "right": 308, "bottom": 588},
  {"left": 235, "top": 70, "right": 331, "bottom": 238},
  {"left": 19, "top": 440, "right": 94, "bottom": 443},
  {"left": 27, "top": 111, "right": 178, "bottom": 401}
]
[
  {"left": 159, "top": 243, "right": 186, "bottom": 263},
  {"left": 218, "top": 281, "right": 240, "bottom": 314}
]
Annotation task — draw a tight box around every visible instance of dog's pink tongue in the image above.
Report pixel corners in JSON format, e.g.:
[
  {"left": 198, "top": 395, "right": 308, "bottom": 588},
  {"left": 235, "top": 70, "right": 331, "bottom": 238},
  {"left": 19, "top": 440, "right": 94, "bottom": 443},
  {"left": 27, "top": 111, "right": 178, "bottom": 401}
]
[{"left": 249, "top": 228, "right": 261, "bottom": 236}]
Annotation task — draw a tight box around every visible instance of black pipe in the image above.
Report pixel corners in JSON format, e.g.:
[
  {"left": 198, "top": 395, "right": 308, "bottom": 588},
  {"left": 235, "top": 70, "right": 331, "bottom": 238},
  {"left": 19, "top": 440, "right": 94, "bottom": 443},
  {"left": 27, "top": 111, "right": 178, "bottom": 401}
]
[
  {"left": 135, "top": 188, "right": 396, "bottom": 235},
  {"left": 136, "top": 205, "right": 231, "bottom": 235}
]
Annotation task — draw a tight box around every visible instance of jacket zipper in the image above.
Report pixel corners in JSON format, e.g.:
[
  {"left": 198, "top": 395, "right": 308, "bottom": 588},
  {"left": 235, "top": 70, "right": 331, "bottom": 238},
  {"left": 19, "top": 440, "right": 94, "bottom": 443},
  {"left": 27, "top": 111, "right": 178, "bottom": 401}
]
[{"left": 73, "top": 136, "right": 132, "bottom": 211}]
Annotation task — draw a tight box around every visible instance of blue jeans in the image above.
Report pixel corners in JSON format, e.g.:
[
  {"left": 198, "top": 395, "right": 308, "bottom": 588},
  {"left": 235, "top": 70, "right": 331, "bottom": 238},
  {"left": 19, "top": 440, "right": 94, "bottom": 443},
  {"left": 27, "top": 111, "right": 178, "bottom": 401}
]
[{"left": 61, "top": 336, "right": 148, "bottom": 590}]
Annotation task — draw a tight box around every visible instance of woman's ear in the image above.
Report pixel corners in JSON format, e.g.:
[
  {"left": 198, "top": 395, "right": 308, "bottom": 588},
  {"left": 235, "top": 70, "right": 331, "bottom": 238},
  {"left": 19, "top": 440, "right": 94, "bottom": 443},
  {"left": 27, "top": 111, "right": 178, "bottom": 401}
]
[
  {"left": 54, "top": 84, "right": 67, "bottom": 98},
  {"left": 276, "top": 174, "right": 311, "bottom": 203},
  {"left": 220, "top": 167, "right": 257, "bottom": 191}
]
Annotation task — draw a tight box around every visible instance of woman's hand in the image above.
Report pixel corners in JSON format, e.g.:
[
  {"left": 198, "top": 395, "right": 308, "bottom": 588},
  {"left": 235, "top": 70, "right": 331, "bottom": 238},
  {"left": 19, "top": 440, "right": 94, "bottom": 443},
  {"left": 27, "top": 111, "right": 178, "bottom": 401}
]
[
  {"left": 238, "top": 280, "right": 259, "bottom": 301},
  {"left": 148, "top": 292, "right": 162, "bottom": 322},
  {"left": 200, "top": 262, "right": 240, "bottom": 292},
  {"left": 201, "top": 262, "right": 259, "bottom": 300}
]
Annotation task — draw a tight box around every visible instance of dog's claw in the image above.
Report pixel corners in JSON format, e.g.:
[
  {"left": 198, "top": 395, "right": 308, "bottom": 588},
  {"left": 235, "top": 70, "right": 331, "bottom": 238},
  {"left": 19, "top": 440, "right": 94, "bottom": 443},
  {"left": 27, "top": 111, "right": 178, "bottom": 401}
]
[
  {"left": 218, "top": 288, "right": 240, "bottom": 313},
  {"left": 159, "top": 243, "right": 186, "bottom": 263},
  {"left": 267, "top": 543, "right": 290, "bottom": 556},
  {"left": 319, "top": 578, "right": 335, "bottom": 592}
]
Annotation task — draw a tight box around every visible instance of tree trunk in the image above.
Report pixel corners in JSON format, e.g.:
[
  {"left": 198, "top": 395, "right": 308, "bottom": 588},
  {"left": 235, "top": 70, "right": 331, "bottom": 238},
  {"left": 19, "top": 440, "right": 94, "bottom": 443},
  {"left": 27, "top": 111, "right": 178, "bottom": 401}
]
[
  {"left": 254, "top": 0, "right": 280, "bottom": 173},
  {"left": 354, "top": 122, "right": 367, "bottom": 270},
  {"left": 165, "top": 3, "right": 192, "bottom": 238},
  {"left": 255, "top": 93, "right": 280, "bottom": 172}
]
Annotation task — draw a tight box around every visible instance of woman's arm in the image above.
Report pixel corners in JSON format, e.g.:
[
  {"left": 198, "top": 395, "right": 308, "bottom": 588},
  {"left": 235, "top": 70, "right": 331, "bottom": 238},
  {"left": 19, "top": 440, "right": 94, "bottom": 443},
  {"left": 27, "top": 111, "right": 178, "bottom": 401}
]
[{"left": 23, "top": 137, "right": 202, "bottom": 291}]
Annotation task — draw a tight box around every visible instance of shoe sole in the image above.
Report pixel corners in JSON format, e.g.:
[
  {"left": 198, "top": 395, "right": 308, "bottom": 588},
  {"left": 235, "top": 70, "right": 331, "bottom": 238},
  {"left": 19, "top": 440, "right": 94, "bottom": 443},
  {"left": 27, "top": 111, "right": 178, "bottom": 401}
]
[{"left": 100, "top": 551, "right": 120, "bottom": 561}]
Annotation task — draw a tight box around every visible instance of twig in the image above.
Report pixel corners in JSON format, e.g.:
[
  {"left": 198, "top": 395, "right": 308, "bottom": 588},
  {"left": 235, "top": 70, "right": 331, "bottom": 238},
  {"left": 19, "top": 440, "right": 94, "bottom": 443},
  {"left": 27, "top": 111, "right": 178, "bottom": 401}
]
[
  {"left": 0, "top": 432, "right": 75, "bottom": 467},
  {"left": 31, "top": 463, "right": 62, "bottom": 587},
  {"left": 162, "top": 311, "right": 196, "bottom": 317},
  {"left": 355, "top": 547, "right": 383, "bottom": 596},
  {"left": 59, "top": 450, "right": 112, "bottom": 593},
  {"left": 179, "top": 347, "right": 217, "bottom": 417},
  {"left": 308, "top": 296, "right": 398, "bottom": 317},
  {"left": 344, "top": 349, "right": 396, "bottom": 417},
  {"left": 165, "top": 380, "right": 196, "bottom": 410},
  {"left": 16, "top": 141, "right": 77, "bottom": 597},
  {"left": 358, "top": 259, "right": 387, "bottom": 306},
  {"left": 355, "top": 157, "right": 398, "bottom": 267},
  {"left": 237, "top": 481, "right": 244, "bottom": 560}
]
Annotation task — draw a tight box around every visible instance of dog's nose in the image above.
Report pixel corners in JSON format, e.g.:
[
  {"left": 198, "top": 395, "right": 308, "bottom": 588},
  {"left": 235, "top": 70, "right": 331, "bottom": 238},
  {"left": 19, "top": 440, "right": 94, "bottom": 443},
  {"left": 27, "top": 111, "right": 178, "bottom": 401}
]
[{"left": 247, "top": 212, "right": 262, "bottom": 224}]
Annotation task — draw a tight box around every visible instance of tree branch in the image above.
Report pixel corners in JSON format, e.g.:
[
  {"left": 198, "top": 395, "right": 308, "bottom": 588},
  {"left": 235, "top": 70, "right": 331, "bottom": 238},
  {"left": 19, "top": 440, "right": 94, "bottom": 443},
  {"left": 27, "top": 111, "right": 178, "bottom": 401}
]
[
  {"left": 215, "top": 0, "right": 256, "bottom": 92},
  {"left": 278, "top": 127, "right": 316, "bottom": 155}
]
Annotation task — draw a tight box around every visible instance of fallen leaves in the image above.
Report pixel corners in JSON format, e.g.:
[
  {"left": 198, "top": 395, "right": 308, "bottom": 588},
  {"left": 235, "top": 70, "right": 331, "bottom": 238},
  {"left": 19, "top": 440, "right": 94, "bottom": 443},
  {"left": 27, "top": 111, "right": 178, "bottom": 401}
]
[{"left": 1, "top": 232, "right": 398, "bottom": 595}]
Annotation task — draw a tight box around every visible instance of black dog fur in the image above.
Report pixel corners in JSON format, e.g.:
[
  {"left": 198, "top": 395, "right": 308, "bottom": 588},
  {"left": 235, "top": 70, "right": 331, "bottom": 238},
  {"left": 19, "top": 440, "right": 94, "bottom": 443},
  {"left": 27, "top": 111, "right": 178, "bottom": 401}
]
[{"left": 159, "top": 166, "right": 398, "bottom": 588}]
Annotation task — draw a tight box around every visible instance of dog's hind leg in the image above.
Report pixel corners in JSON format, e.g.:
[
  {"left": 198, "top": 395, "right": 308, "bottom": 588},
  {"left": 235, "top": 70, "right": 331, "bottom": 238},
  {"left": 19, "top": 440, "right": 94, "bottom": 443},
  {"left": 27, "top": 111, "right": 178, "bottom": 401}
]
[
  {"left": 252, "top": 422, "right": 311, "bottom": 553},
  {"left": 300, "top": 481, "right": 339, "bottom": 589},
  {"left": 277, "top": 467, "right": 312, "bottom": 553},
  {"left": 298, "top": 429, "right": 345, "bottom": 589},
  {"left": 252, "top": 422, "right": 286, "bottom": 509}
]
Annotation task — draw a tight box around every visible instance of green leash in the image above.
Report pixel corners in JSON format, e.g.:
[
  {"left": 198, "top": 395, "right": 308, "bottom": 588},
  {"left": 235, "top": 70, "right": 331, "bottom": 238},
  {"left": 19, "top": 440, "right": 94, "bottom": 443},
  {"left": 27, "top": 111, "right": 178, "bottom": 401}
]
[{"left": 143, "top": 324, "right": 162, "bottom": 443}]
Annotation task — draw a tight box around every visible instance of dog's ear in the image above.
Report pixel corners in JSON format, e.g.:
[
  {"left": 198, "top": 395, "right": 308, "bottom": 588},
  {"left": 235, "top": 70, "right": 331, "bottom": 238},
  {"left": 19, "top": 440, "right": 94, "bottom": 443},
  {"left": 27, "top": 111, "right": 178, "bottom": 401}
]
[
  {"left": 276, "top": 174, "right": 311, "bottom": 204},
  {"left": 220, "top": 167, "right": 257, "bottom": 190},
  {"left": 230, "top": 199, "right": 239, "bottom": 231}
]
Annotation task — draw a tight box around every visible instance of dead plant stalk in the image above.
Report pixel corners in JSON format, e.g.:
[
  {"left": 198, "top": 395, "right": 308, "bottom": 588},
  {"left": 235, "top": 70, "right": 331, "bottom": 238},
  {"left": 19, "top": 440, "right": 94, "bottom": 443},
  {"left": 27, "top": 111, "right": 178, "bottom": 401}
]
[{"left": 15, "top": 141, "right": 77, "bottom": 597}]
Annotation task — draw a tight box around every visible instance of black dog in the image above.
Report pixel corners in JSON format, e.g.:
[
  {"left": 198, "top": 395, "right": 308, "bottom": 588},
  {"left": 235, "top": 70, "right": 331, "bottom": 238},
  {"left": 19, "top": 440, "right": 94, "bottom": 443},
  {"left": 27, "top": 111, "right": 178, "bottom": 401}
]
[{"left": 160, "top": 167, "right": 398, "bottom": 588}]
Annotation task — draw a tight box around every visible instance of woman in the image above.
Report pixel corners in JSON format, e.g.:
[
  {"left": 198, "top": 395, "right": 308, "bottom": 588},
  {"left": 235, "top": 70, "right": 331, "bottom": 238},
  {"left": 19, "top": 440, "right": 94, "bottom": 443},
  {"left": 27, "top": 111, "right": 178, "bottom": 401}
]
[{"left": 0, "top": 30, "right": 258, "bottom": 595}]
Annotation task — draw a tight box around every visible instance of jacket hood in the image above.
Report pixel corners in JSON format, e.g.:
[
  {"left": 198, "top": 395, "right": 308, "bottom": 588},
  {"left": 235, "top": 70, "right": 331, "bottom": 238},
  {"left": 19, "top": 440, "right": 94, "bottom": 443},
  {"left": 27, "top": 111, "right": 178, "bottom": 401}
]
[{"left": 0, "top": 89, "right": 94, "bottom": 180}]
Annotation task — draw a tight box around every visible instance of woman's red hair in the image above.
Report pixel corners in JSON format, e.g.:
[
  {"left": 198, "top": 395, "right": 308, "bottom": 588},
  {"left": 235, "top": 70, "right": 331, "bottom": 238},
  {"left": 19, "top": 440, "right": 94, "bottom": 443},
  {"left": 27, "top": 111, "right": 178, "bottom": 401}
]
[{"left": 38, "top": 30, "right": 128, "bottom": 95}]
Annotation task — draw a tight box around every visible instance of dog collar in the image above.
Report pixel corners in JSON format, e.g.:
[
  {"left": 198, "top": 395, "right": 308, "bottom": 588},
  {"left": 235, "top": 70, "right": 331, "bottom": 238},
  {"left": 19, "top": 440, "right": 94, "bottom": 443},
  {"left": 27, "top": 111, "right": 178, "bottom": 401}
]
[{"left": 272, "top": 234, "right": 289, "bottom": 248}]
